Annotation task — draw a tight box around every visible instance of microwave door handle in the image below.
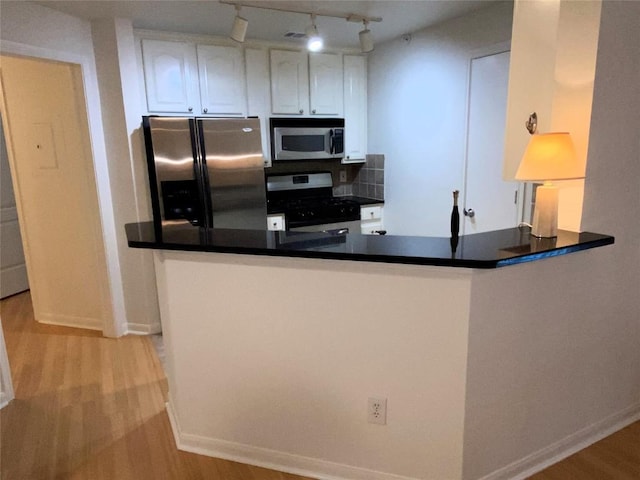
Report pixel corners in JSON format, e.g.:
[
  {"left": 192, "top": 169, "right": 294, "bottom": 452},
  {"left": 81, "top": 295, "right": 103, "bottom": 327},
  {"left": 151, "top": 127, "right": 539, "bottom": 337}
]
[{"left": 329, "top": 129, "right": 335, "bottom": 154}]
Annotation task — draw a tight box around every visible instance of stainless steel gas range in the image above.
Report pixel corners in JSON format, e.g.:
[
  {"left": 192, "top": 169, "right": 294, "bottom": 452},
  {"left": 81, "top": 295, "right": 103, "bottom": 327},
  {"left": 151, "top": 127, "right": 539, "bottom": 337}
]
[{"left": 266, "top": 172, "right": 361, "bottom": 233}]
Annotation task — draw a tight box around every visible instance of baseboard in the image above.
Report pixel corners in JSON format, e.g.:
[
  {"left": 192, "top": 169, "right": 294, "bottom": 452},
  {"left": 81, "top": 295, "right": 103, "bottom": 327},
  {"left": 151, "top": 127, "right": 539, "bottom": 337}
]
[
  {"left": 0, "top": 391, "right": 14, "bottom": 409},
  {"left": 126, "top": 322, "right": 162, "bottom": 335},
  {"left": 37, "top": 313, "right": 102, "bottom": 331},
  {"left": 476, "top": 402, "right": 640, "bottom": 480},
  {"left": 165, "top": 401, "right": 418, "bottom": 480}
]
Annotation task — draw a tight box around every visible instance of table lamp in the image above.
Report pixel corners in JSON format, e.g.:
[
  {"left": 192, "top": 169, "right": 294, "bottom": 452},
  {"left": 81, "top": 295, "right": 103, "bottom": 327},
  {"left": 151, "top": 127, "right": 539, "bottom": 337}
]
[{"left": 516, "top": 132, "right": 583, "bottom": 238}]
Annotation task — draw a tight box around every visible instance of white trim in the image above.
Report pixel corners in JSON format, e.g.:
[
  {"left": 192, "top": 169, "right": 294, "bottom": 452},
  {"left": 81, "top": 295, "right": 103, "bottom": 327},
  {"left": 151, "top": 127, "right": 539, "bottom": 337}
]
[
  {"left": 37, "top": 313, "right": 103, "bottom": 332},
  {"left": 477, "top": 403, "right": 640, "bottom": 480},
  {"left": 165, "top": 401, "right": 420, "bottom": 480},
  {"left": 0, "top": 39, "right": 127, "bottom": 337},
  {"left": 0, "top": 392, "right": 12, "bottom": 409},
  {"left": 126, "top": 322, "right": 162, "bottom": 335},
  {"left": 0, "top": 317, "right": 14, "bottom": 408}
]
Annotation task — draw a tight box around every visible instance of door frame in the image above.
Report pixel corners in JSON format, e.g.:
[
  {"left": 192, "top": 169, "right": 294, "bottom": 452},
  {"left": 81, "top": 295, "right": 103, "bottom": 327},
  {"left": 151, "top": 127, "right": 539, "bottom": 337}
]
[
  {"left": 461, "top": 41, "right": 525, "bottom": 235},
  {"left": 0, "top": 40, "right": 126, "bottom": 337}
]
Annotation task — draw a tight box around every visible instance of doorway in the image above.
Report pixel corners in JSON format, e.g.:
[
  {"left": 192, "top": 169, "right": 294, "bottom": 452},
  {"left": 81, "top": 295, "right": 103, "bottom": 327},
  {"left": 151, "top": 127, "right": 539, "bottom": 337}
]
[
  {"left": 462, "top": 48, "right": 521, "bottom": 234},
  {"left": 0, "top": 116, "right": 28, "bottom": 298},
  {"left": 0, "top": 54, "right": 112, "bottom": 331}
]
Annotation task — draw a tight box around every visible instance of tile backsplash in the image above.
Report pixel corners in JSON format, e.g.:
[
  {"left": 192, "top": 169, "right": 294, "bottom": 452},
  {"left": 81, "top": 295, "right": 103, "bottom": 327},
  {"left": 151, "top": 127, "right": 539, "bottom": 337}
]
[
  {"left": 352, "top": 154, "right": 385, "bottom": 201},
  {"left": 265, "top": 154, "right": 385, "bottom": 201}
]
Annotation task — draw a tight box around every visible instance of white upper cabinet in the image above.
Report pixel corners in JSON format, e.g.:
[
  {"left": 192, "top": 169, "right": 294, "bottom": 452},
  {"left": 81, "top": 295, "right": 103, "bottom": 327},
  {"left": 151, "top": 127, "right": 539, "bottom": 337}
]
[
  {"left": 197, "top": 45, "right": 246, "bottom": 116},
  {"left": 141, "top": 39, "right": 199, "bottom": 114},
  {"left": 342, "top": 55, "right": 367, "bottom": 163},
  {"left": 245, "top": 48, "right": 272, "bottom": 167},
  {"left": 309, "top": 53, "right": 343, "bottom": 115},
  {"left": 270, "top": 50, "right": 309, "bottom": 115}
]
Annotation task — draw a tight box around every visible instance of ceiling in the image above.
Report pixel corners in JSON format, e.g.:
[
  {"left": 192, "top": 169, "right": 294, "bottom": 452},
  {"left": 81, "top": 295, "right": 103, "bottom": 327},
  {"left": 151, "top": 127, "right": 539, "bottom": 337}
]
[{"left": 32, "top": 0, "right": 502, "bottom": 49}]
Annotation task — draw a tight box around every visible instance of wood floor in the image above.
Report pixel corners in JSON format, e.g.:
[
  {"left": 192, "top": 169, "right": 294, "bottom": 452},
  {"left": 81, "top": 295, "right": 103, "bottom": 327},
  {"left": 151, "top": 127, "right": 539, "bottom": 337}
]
[
  {"left": 1, "top": 291, "right": 638, "bottom": 479},
  {"left": 0, "top": 292, "right": 311, "bottom": 480}
]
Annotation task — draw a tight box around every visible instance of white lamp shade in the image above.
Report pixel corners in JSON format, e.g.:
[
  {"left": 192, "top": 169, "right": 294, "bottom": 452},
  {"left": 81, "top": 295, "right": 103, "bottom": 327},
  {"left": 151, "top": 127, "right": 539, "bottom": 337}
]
[
  {"left": 359, "top": 28, "right": 374, "bottom": 53},
  {"left": 230, "top": 15, "right": 248, "bottom": 43},
  {"left": 516, "top": 132, "right": 583, "bottom": 181}
]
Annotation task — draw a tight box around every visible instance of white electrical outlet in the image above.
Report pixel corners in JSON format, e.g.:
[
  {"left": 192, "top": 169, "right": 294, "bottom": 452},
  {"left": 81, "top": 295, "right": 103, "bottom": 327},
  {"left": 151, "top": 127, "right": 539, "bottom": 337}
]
[
  {"left": 367, "top": 397, "right": 387, "bottom": 425},
  {"left": 339, "top": 170, "right": 347, "bottom": 183}
]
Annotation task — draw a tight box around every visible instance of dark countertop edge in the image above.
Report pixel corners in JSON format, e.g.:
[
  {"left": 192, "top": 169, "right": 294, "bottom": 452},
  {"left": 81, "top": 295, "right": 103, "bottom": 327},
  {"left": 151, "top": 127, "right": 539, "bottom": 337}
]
[
  {"left": 267, "top": 196, "right": 383, "bottom": 215},
  {"left": 127, "top": 231, "right": 614, "bottom": 269},
  {"left": 495, "top": 237, "right": 614, "bottom": 267},
  {"left": 340, "top": 196, "right": 384, "bottom": 206}
]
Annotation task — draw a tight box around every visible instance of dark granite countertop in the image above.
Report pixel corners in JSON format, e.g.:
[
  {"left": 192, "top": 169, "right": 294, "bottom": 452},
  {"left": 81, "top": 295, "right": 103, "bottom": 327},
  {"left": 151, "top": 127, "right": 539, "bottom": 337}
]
[
  {"left": 125, "top": 222, "right": 614, "bottom": 269},
  {"left": 339, "top": 196, "right": 384, "bottom": 206}
]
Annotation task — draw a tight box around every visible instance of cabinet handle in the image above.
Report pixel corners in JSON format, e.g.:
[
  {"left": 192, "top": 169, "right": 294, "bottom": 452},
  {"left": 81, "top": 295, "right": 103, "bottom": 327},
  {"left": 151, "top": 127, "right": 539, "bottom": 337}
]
[
  {"left": 312, "top": 109, "right": 316, "bottom": 114},
  {"left": 188, "top": 107, "right": 193, "bottom": 112},
  {"left": 299, "top": 109, "right": 304, "bottom": 114},
  {"left": 203, "top": 108, "right": 208, "bottom": 114}
]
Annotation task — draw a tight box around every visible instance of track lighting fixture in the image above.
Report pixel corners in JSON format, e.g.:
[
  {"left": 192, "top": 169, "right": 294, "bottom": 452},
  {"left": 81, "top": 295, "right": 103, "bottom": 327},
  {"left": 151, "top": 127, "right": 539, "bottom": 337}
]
[
  {"left": 229, "top": 4, "right": 248, "bottom": 43},
  {"left": 359, "top": 19, "right": 374, "bottom": 53},
  {"left": 305, "top": 14, "right": 323, "bottom": 52},
  {"left": 221, "top": 1, "right": 381, "bottom": 50}
]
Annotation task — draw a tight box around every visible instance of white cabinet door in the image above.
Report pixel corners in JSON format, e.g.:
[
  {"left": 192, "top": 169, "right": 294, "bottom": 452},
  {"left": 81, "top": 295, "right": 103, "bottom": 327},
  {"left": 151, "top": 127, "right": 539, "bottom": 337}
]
[
  {"left": 245, "top": 48, "right": 272, "bottom": 167},
  {"left": 142, "top": 39, "right": 199, "bottom": 113},
  {"left": 360, "top": 204, "right": 384, "bottom": 234},
  {"left": 343, "top": 55, "right": 367, "bottom": 163},
  {"left": 309, "top": 53, "right": 343, "bottom": 115},
  {"left": 270, "top": 50, "right": 309, "bottom": 115},
  {"left": 197, "top": 45, "right": 246, "bottom": 116}
]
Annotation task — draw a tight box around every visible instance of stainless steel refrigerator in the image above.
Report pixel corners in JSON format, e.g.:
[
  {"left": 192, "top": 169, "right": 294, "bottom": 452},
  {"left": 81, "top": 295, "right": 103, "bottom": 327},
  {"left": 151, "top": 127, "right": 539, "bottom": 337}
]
[{"left": 142, "top": 116, "right": 267, "bottom": 230}]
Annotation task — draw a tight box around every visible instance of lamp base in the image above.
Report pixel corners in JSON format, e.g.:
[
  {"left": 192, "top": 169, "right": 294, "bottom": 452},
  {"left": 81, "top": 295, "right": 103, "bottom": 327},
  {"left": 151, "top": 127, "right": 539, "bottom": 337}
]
[{"left": 531, "top": 184, "right": 558, "bottom": 238}]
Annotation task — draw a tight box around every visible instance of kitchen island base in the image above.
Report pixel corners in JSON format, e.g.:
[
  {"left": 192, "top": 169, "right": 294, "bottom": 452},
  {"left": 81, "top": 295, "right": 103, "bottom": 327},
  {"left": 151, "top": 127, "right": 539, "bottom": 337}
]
[
  {"left": 155, "top": 250, "right": 472, "bottom": 480},
  {"left": 151, "top": 238, "right": 636, "bottom": 480}
]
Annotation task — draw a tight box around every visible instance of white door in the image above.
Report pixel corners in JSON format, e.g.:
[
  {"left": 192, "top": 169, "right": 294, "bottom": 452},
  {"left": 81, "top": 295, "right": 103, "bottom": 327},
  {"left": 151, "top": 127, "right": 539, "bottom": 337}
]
[
  {"left": 0, "top": 55, "right": 112, "bottom": 331},
  {"left": 343, "top": 55, "right": 367, "bottom": 162},
  {"left": 270, "top": 50, "right": 309, "bottom": 115},
  {"left": 463, "top": 50, "right": 519, "bottom": 234},
  {"left": 141, "top": 39, "right": 200, "bottom": 114},
  {"left": 309, "top": 53, "right": 343, "bottom": 115},
  {"left": 0, "top": 118, "right": 28, "bottom": 298},
  {"left": 197, "top": 44, "right": 246, "bottom": 116}
]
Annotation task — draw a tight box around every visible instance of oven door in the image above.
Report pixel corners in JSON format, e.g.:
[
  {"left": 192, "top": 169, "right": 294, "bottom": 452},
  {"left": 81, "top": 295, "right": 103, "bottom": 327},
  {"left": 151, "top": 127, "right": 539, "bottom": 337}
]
[
  {"left": 274, "top": 127, "right": 343, "bottom": 161},
  {"left": 290, "top": 219, "right": 361, "bottom": 234}
]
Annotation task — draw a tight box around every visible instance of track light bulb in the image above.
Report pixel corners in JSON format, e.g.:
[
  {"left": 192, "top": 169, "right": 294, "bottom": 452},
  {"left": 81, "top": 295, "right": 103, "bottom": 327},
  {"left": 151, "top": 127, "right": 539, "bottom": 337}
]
[
  {"left": 230, "top": 5, "right": 248, "bottom": 43},
  {"left": 359, "top": 19, "right": 374, "bottom": 53},
  {"left": 306, "top": 14, "right": 324, "bottom": 52}
]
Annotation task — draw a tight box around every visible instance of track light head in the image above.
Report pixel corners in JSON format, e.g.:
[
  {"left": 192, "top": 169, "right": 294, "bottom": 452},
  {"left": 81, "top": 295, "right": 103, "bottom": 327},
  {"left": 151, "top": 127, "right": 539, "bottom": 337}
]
[
  {"left": 306, "top": 14, "right": 324, "bottom": 52},
  {"left": 359, "top": 19, "right": 374, "bottom": 53},
  {"left": 230, "top": 4, "right": 248, "bottom": 43}
]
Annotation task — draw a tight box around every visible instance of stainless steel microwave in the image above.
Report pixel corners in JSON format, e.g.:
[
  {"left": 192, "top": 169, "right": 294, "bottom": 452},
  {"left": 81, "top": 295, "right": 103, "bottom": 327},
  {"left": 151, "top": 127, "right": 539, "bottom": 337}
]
[{"left": 270, "top": 117, "right": 345, "bottom": 161}]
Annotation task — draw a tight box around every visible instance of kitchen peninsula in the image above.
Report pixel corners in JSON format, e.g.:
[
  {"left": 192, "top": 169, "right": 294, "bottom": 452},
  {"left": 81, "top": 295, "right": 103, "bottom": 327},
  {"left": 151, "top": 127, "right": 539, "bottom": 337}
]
[{"left": 126, "top": 223, "right": 614, "bottom": 480}]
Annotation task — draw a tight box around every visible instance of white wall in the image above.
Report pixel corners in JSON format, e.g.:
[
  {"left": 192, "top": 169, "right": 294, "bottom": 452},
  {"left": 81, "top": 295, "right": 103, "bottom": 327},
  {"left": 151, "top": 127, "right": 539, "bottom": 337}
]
[
  {"left": 157, "top": 252, "right": 473, "bottom": 480},
  {"left": 502, "top": 0, "right": 602, "bottom": 233},
  {"left": 91, "top": 18, "right": 161, "bottom": 334},
  {"left": 0, "top": 3, "right": 160, "bottom": 335},
  {"left": 462, "top": 2, "right": 640, "bottom": 478},
  {"left": 0, "top": 1, "right": 127, "bottom": 336},
  {"left": 367, "top": 2, "right": 513, "bottom": 237}
]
